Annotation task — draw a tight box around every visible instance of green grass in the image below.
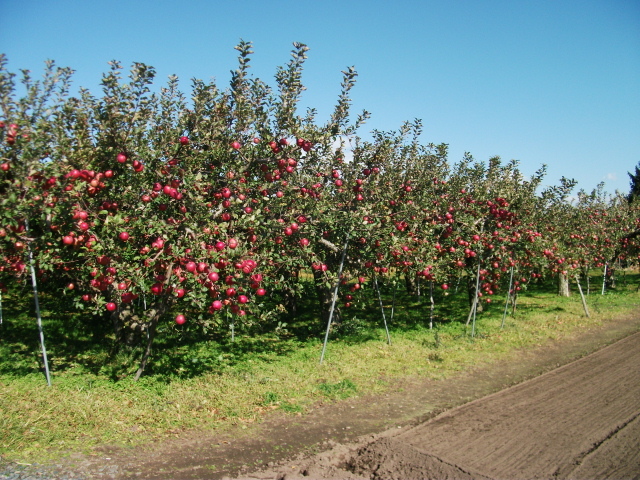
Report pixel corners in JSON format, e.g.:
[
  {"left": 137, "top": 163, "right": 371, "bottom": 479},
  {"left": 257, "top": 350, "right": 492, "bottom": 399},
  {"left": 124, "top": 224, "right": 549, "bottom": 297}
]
[{"left": 1, "top": 271, "right": 639, "bottom": 462}]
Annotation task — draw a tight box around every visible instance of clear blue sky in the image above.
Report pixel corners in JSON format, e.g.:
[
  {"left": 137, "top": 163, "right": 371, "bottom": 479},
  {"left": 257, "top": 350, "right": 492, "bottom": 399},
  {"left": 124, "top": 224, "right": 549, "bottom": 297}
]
[{"left": 1, "top": 0, "right": 638, "bottom": 195}]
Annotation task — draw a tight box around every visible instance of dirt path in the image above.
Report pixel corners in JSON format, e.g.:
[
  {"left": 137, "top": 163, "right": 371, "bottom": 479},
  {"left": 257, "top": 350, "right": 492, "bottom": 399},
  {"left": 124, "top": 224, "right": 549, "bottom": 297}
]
[
  {"left": 239, "top": 322, "right": 640, "bottom": 480},
  {"left": 55, "top": 314, "right": 640, "bottom": 480},
  {"left": 348, "top": 331, "right": 640, "bottom": 480}
]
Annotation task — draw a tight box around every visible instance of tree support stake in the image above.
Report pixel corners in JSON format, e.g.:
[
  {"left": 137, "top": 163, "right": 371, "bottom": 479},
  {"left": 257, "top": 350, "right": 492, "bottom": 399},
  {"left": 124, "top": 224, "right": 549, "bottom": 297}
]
[
  {"left": 320, "top": 234, "right": 350, "bottom": 364},
  {"left": 373, "top": 275, "right": 392, "bottom": 345},
  {"left": 575, "top": 275, "right": 591, "bottom": 318},
  {"left": 27, "top": 241, "right": 51, "bottom": 386}
]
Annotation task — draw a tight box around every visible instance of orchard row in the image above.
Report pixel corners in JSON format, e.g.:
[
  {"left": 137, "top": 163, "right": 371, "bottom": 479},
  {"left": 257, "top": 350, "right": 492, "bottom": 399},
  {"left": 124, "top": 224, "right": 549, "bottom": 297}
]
[{"left": 1, "top": 44, "right": 637, "bottom": 376}]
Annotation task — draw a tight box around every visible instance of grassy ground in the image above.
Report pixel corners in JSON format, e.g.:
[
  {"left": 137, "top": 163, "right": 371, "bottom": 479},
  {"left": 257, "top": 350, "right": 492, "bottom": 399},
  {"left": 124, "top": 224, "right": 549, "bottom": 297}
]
[{"left": 1, "top": 271, "right": 639, "bottom": 462}]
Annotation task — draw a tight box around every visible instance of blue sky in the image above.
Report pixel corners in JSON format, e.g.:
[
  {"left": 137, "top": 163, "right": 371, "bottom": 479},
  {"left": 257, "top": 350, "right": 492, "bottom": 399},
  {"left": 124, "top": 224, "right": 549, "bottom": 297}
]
[{"left": 1, "top": 0, "right": 638, "bottom": 195}]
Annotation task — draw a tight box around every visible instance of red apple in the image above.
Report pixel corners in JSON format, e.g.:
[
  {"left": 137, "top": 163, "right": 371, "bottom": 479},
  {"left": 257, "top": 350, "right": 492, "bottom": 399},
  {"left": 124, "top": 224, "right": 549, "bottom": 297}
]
[{"left": 211, "top": 300, "right": 223, "bottom": 311}]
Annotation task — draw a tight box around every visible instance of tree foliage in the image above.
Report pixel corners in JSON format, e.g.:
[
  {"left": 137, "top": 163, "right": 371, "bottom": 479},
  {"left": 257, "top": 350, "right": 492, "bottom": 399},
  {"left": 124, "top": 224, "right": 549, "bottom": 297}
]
[{"left": 1, "top": 43, "right": 636, "bottom": 378}]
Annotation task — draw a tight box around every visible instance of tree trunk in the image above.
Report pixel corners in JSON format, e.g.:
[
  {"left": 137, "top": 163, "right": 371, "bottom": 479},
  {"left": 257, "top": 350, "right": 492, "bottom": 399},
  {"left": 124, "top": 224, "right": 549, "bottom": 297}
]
[
  {"left": 606, "top": 267, "right": 616, "bottom": 289},
  {"left": 313, "top": 269, "right": 341, "bottom": 328},
  {"left": 111, "top": 304, "right": 147, "bottom": 347},
  {"left": 558, "top": 273, "right": 571, "bottom": 297},
  {"left": 282, "top": 269, "right": 300, "bottom": 317},
  {"left": 405, "top": 273, "right": 418, "bottom": 296},
  {"left": 133, "top": 300, "right": 171, "bottom": 380}
]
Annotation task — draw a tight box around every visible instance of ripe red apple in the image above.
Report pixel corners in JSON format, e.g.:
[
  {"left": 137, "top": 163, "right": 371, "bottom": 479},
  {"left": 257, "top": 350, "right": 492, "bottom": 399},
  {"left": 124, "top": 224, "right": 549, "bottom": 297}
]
[
  {"left": 119, "top": 231, "right": 130, "bottom": 241},
  {"left": 175, "top": 314, "right": 186, "bottom": 325},
  {"left": 179, "top": 136, "right": 189, "bottom": 145},
  {"left": 106, "top": 302, "right": 117, "bottom": 312},
  {"left": 116, "top": 152, "right": 127, "bottom": 163},
  {"left": 231, "top": 141, "right": 241, "bottom": 150},
  {"left": 211, "top": 300, "right": 223, "bottom": 311},
  {"left": 196, "top": 262, "right": 208, "bottom": 273}
]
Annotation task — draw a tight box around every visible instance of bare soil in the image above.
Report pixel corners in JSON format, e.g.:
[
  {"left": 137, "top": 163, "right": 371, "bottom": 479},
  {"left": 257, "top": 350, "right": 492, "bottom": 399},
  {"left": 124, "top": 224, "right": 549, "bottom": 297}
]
[{"left": 55, "top": 314, "right": 640, "bottom": 480}]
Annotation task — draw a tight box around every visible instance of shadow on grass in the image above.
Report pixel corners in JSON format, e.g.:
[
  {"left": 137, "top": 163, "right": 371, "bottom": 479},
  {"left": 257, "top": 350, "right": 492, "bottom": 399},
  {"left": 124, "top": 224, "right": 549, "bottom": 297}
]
[{"left": 2, "top": 271, "right": 638, "bottom": 383}]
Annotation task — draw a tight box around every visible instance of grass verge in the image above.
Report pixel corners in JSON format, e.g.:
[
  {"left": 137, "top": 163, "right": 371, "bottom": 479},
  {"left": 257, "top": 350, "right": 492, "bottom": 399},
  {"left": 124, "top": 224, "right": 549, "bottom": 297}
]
[{"left": 1, "top": 272, "right": 639, "bottom": 462}]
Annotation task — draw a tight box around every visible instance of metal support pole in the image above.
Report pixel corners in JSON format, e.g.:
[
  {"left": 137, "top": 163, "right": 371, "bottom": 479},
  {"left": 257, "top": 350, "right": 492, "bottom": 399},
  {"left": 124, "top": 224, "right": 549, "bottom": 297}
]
[
  {"left": 374, "top": 275, "right": 392, "bottom": 345},
  {"left": 501, "top": 267, "right": 514, "bottom": 329},
  {"left": 28, "top": 243, "right": 52, "bottom": 386},
  {"left": 320, "top": 235, "right": 350, "bottom": 364}
]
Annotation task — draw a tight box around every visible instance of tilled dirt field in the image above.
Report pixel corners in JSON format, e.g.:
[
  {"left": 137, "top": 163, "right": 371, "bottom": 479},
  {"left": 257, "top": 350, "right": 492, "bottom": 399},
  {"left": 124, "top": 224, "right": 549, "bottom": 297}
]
[
  {"left": 238, "top": 329, "right": 640, "bottom": 480},
  {"left": 4, "top": 316, "right": 639, "bottom": 480}
]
